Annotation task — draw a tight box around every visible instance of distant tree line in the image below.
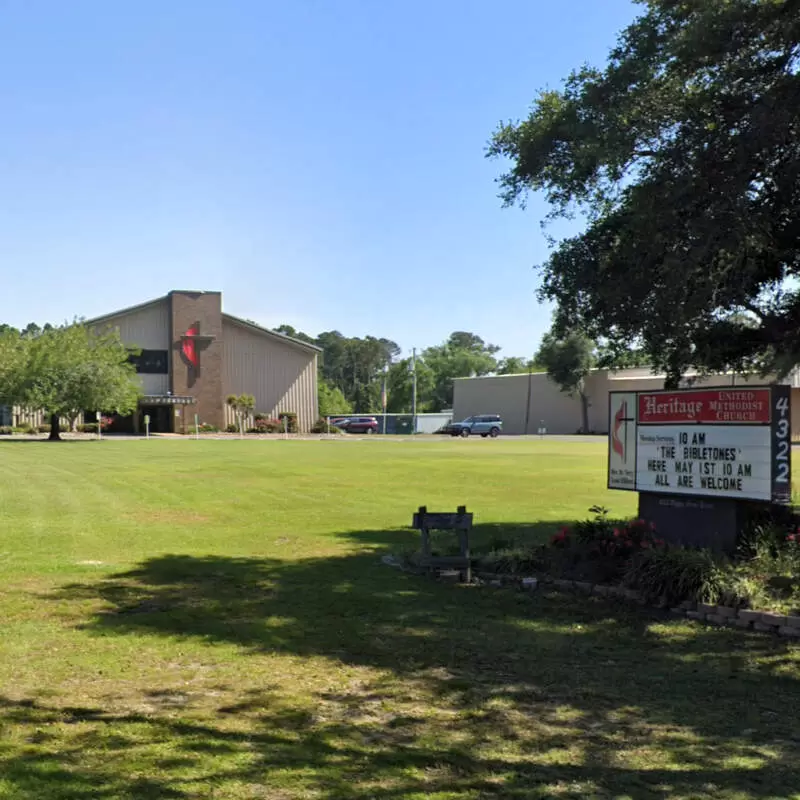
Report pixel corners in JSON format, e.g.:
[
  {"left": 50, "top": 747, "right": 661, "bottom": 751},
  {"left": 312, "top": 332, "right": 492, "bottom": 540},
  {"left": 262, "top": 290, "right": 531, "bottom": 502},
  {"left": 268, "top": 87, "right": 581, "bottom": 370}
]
[
  {"left": 274, "top": 323, "right": 649, "bottom": 417},
  {"left": 273, "top": 325, "right": 550, "bottom": 416}
]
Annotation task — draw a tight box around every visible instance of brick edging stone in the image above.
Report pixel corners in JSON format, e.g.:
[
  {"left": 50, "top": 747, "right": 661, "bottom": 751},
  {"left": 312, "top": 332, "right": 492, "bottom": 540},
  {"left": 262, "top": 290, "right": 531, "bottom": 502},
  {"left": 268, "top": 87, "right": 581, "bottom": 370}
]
[{"left": 467, "top": 569, "right": 800, "bottom": 639}]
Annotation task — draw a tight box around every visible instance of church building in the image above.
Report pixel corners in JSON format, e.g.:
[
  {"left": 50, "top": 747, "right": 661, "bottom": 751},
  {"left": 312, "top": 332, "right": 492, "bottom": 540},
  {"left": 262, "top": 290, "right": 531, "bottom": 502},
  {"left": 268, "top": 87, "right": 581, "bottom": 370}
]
[{"left": 86, "top": 289, "right": 320, "bottom": 433}]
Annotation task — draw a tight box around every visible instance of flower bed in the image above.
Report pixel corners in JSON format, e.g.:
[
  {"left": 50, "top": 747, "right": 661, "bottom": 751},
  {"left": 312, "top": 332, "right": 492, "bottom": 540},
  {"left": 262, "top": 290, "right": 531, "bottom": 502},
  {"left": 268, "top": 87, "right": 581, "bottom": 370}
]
[
  {"left": 393, "top": 504, "right": 800, "bottom": 637},
  {"left": 473, "top": 505, "right": 800, "bottom": 615}
]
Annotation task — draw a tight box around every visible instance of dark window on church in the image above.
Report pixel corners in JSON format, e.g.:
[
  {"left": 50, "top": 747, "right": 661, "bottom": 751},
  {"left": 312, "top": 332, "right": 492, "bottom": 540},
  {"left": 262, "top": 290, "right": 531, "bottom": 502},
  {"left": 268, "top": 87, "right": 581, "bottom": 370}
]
[
  {"left": 0, "top": 405, "right": 11, "bottom": 427},
  {"left": 129, "top": 349, "right": 168, "bottom": 374}
]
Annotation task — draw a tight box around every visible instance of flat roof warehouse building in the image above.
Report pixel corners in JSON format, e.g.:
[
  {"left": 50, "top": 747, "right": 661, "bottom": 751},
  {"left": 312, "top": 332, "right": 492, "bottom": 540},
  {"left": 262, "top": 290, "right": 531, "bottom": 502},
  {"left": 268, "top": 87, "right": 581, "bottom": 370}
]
[
  {"left": 7, "top": 290, "right": 320, "bottom": 434},
  {"left": 453, "top": 367, "right": 800, "bottom": 440}
]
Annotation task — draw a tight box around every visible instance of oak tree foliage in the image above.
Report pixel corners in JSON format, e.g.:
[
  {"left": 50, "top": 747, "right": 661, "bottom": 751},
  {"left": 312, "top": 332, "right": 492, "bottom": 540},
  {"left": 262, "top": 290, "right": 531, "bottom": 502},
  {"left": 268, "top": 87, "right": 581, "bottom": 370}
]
[{"left": 489, "top": 0, "right": 800, "bottom": 387}]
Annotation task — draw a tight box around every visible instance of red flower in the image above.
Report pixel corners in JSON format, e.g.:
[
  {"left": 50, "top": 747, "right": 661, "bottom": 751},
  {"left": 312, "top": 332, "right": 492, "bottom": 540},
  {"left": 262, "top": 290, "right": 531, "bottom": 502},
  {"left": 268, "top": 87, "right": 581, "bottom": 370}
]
[
  {"left": 788, "top": 533, "right": 797, "bottom": 542},
  {"left": 613, "top": 528, "right": 620, "bottom": 537}
]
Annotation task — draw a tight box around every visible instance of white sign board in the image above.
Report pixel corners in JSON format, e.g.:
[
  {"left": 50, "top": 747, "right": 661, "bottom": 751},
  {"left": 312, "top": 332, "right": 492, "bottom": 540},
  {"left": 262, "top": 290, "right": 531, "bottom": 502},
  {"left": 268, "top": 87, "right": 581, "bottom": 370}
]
[{"left": 608, "top": 387, "right": 791, "bottom": 504}]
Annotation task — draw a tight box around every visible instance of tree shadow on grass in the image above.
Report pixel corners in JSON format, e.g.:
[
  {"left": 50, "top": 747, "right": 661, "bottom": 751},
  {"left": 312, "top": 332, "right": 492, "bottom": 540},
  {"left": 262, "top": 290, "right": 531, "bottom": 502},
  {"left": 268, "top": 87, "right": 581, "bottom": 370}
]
[
  {"left": 18, "top": 531, "right": 800, "bottom": 798},
  {"left": 342, "top": 520, "right": 566, "bottom": 555}
]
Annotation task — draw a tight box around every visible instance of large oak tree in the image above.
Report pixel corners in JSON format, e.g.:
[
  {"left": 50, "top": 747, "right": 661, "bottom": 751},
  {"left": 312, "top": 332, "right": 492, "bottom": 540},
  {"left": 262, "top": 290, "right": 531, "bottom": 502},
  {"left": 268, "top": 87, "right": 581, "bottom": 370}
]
[{"left": 489, "top": 0, "right": 800, "bottom": 387}]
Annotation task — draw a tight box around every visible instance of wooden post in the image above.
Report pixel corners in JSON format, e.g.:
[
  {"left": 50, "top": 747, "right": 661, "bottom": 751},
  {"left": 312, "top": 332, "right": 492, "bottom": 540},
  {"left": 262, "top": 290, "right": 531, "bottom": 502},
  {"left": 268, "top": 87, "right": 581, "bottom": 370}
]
[
  {"left": 411, "top": 505, "right": 473, "bottom": 582},
  {"left": 418, "top": 506, "right": 431, "bottom": 570},
  {"left": 456, "top": 505, "right": 471, "bottom": 583}
]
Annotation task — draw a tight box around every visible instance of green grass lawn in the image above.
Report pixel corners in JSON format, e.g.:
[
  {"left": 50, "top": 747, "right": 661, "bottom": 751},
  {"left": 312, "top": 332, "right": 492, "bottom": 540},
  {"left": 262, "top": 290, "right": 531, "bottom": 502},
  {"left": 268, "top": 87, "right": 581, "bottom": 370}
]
[{"left": 0, "top": 437, "right": 799, "bottom": 799}]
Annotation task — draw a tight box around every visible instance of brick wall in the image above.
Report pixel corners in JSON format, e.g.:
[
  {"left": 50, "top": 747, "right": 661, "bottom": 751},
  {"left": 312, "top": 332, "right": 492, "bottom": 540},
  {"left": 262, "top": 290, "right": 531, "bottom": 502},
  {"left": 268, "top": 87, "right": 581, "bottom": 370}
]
[{"left": 169, "top": 291, "right": 224, "bottom": 430}]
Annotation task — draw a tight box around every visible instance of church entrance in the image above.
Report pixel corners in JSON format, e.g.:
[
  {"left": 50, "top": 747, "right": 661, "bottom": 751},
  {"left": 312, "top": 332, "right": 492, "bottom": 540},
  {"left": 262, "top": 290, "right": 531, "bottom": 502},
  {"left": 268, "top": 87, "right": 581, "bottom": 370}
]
[{"left": 139, "top": 405, "right": 173, "bottom": 433}]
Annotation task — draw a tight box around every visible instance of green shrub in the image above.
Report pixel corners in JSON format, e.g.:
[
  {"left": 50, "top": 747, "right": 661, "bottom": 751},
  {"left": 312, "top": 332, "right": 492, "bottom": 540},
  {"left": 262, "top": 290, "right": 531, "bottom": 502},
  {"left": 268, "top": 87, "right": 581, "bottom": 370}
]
[
  {"left": 225, "top": 424, "right": 239, "bottom": 433},
  {"left": 278, "top": 412, "right": 298, "bottom": 433},
  {"left": 77, "top": 423, "right": 99, "bottom": 434},
  {"left": 37, "top": 424, "right": 51, "bottom": 434},
  {"left": 737, "top": 522, "right": 790, "bottom": 561},
  {"left": 722, "top": 528, "right": 800, "bottom": 611},
  {"left": 478, "top": 546, "right": 546, "bottom": 575},
  {"left": 198, "top": 423, "right": 219, "bottom": 433},
  {"left": 10, "top": 424, "right": 37, "bottom": 435},
  {"left": 0, "top": 426, "right": 12, "bottom": 435},
  {"left": 310, "top": 418, "right": 342, "bottom": 434},
  {"left": 624, "top": 547, "right": 726, "bottom": 605}
]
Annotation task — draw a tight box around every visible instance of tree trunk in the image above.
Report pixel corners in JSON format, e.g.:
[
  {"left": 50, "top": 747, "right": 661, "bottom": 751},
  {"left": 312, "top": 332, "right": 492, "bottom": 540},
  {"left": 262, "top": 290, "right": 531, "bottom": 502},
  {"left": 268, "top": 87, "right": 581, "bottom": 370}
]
[
  {"left": 48, "top": 413, "right": 61, "bottom": 441},
  {"left": 579, "top": 392, "right": 590, "bottom": 434}
]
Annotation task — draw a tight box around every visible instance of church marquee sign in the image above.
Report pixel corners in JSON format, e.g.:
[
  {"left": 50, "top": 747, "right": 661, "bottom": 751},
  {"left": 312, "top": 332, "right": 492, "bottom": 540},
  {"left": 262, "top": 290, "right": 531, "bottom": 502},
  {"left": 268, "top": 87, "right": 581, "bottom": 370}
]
[{"left": 608, "top": 386, "right": 791, "bottom": 504}]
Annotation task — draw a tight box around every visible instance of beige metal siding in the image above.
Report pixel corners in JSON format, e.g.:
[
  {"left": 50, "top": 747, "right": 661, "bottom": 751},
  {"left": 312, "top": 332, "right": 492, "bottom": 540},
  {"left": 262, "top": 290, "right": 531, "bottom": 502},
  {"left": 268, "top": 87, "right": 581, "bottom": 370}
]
[
  {"left": 92, "top": 298, "right": 171, "bottom": 396},
  {"left": 456, "top": 369, "right": 794, "bottom": 436},
  {"left": 10, "top": 408, "right": 76, "bottom": 429},
  {"left": 93, "top": 298, "right": 170, "bottom": 350},
  {"left": 453, "top": 373, "right": 585, "bottom": 435},
  {"left": 222, "top": 318, "right": 318, "bottom": 432}
]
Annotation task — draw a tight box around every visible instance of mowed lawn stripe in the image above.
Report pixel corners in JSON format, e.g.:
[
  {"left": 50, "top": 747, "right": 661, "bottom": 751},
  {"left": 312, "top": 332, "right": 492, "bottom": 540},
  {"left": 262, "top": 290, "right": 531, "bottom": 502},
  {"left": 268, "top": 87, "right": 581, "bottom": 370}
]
[{"left": 0, "top": 438, "right": 796, "bottom": 799}]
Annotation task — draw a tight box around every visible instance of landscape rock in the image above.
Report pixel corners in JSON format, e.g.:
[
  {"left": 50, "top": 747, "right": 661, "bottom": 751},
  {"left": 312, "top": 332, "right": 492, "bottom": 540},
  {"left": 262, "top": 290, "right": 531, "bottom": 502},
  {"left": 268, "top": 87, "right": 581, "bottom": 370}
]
[
  {"left": 737, "top": 610, "right": 761, "bottom": 623},
  {"left": 779, "top": 626, "right": 800, "bottom": 638},
  {"left": 573, "top": 581, "right": 593, "bottom": 594},
  {"left": 753, "top": 622, "right": 777, "bottom": 634},
  {"left": 698, "top": 603, "right": 717, "bottom": 615},
  {"left": 521, "top": 577, "right": 538, "bottom": 591},
  {"left": 760, "top": 613, "right": 787, "bottom": 628},
  {"left": 734, "top": 619, "right": 753, "bottom": 629},
  {"left": 686, "top": 611, "right": 706, "bottom": 621},
  {"left": 785, "top": 615, "right": 800, "bottom": 629},
  {"left": 552, "top": 579, "right": 574, "bottom": 591},
  {"left": 716, "top": 606, "right": 737, "bottom": 618},
  {"left": 706, "top": 614, "right": 728, "bottom": 626}
]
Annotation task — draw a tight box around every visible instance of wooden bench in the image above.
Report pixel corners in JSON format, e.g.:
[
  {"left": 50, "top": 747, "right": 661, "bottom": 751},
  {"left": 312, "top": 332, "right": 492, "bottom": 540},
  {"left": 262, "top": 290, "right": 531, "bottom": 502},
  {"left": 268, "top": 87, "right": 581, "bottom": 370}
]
[{"left": 411, "top": 505, "right": 473, "bottom": 582}]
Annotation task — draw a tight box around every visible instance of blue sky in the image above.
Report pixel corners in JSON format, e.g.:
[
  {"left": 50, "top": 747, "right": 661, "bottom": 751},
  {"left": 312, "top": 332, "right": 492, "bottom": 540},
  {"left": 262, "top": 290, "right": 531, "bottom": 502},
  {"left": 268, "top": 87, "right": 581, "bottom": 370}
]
[{"left": 0, "top": 0, "right": 638, "bottom": 358}]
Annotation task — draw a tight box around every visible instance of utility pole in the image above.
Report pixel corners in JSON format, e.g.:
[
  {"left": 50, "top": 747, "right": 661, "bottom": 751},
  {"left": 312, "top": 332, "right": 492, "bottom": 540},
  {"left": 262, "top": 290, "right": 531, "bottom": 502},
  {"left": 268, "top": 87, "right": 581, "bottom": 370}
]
[
  {"left": 411, "top": 348, "right": 417, "bottom": 435},
  {"left": 381, "top": 363, "right": 389, "bottom": 434}
]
